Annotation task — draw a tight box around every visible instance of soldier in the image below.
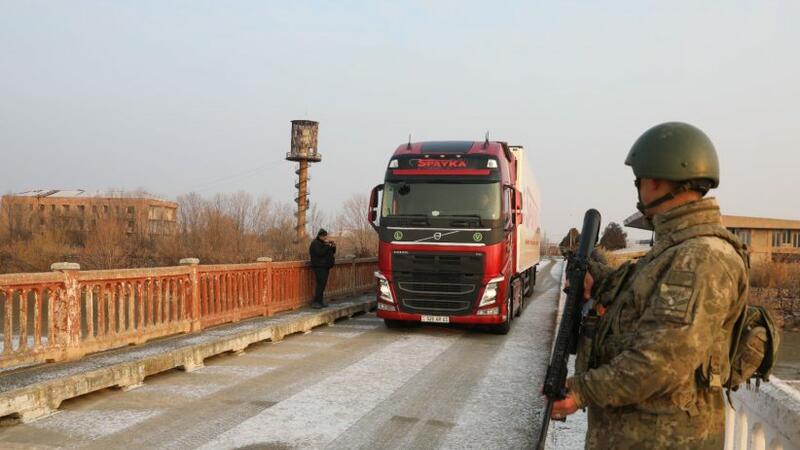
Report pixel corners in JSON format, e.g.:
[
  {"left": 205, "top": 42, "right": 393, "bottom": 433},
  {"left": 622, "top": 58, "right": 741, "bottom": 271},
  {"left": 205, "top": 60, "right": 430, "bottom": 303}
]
[
  {"left": 559, "top": 228, "right": 581, "bottom": 259},
  {"left": 560, "top": 228, "right": 606, "bottom": 266},
  {"left": 551, "top": 122, "right": 750, "bottom": 449}
]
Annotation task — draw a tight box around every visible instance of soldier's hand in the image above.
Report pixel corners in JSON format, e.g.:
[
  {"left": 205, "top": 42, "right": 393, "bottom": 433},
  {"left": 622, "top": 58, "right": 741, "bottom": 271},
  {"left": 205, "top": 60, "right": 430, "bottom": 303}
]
[
  {"left": 551, "top": 393, "right": 579, "bottom": 419},
  {"left": 566, "top": 272, "right": 594, "bottom": 302},
  {"left": 584, "top": 272, "right": 594, "bottom": 300}
]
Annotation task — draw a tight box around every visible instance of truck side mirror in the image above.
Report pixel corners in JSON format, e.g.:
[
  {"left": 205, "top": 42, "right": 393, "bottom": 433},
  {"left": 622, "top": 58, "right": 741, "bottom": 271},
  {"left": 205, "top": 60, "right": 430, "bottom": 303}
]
[
  {"left": 368, "top": 184, "right": 383, "bottom": 231},
  {"left": 503, "top": 186, "right": 514, "bottom": 232}
]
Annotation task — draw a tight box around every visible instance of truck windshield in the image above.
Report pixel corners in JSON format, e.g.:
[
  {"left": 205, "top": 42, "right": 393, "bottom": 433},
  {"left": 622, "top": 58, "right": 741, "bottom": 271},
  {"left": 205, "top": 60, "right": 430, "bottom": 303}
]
[{"left": 381, "top": 182, "right": 501, "bottom": 221}]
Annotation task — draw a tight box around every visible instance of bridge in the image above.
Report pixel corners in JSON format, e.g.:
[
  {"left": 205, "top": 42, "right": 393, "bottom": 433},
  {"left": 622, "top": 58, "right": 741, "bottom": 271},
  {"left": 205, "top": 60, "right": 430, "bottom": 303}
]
[{"left": 0, "top": 258, "right": 797, "bottom": 449}]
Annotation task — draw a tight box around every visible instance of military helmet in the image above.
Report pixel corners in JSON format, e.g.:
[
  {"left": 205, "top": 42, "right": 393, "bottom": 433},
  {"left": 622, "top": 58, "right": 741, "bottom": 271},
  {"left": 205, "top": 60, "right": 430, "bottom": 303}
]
[{"left": 625, "top": 122, "right": 719, "bottom": 189}]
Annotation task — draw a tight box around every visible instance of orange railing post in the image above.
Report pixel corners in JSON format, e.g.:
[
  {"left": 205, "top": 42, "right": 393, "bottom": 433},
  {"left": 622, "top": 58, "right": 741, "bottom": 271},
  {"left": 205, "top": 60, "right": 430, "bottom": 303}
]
[
  {"left": 180, "top": 258, "right": 202, "bottom": 332},
  {"left": 50, "top": 262, "right": 83, "bottom": 360},
  {"left": 257, "top": 257, "right": 273, "bottom": 316},
  {"left": 347, "top": 255, "right": 358, "bottom": 297}
]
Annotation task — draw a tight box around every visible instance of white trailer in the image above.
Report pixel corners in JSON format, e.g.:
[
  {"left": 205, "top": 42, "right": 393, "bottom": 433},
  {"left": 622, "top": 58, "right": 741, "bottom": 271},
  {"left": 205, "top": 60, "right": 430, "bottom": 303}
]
[{"left": 510, "top": 146, "right": 542, "bottom": 289}]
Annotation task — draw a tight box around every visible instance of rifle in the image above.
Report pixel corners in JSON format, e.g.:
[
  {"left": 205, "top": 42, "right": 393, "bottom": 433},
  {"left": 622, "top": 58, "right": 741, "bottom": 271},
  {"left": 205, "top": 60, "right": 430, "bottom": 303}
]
[{"left": 536, "top": 209, "right": 601, "bottom": 450}]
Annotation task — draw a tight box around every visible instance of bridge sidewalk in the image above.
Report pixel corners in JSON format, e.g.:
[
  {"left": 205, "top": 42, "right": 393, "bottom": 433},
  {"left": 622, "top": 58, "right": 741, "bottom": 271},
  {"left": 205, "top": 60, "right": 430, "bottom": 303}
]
[{"left": 0, "top": 295, "right": 376, "bottom": 424}]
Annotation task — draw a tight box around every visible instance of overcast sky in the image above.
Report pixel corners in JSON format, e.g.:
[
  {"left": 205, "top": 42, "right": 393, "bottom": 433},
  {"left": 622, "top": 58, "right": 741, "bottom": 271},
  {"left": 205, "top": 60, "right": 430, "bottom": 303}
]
[{"left": 2, "top": 1, "right": 798, "bottom": 240}]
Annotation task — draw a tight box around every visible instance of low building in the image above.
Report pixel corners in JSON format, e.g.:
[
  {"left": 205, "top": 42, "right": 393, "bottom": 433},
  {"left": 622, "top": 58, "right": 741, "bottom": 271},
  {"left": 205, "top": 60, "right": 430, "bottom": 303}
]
[
  {"left": 614, "top": 213, "right": 800, "bottom": 266},
  {"left": 722, "top": 215, "right": 800, "bottom": 264},
  {"left": 2, "top": 190, "right": 177, "bottom": 238}
]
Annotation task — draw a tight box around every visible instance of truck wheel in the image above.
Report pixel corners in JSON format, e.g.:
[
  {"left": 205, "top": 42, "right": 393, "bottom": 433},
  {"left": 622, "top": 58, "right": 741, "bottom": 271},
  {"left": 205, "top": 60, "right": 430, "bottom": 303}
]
[
  {"left": 523, "top": 268, "right": 535, "bottom": 298},
  {"left": 491, "top": 295, "right": 512, "bottom": 335},
  {"left": 526, "top": 266, "right": 537, "bottom": 296}
]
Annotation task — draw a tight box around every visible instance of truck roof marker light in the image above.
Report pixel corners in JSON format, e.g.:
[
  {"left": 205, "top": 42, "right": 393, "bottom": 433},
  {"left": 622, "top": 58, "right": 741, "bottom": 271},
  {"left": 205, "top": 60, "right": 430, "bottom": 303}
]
[
  {"left": 392, "top": 169, "right": 490, "bottom": 176},
  {"left": 388, "top": 159, "right": 399, "bottom": 168},
  {"left": 487, "top": 159, "right": 498, "bottom": 169}
]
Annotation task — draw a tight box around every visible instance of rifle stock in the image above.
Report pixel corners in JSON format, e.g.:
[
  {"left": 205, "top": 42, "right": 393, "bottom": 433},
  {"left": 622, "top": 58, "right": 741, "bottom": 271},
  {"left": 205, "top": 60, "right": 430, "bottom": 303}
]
[{"left": 535, "top": 209, "right": 601, "bottom": 450}]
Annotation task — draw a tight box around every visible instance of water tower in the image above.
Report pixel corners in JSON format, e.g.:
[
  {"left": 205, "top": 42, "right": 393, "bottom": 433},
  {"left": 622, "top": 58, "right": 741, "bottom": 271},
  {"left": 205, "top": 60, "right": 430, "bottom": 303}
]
[{"left": 286, "top": 120, "right": 322, "bottom": 240}]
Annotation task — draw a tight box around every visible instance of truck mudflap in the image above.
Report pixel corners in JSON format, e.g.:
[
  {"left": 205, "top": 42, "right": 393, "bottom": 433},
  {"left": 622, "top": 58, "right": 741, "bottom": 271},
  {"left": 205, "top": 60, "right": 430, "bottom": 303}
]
[{"left": 376, "top": 309, "right": 507, "bottom": 325}]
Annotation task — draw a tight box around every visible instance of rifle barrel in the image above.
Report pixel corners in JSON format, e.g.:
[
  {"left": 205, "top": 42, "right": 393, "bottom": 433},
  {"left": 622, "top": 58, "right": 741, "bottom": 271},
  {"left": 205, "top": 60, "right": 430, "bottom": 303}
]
[{"left": 534, "top": 209, "right": 601, "bottom": 449}]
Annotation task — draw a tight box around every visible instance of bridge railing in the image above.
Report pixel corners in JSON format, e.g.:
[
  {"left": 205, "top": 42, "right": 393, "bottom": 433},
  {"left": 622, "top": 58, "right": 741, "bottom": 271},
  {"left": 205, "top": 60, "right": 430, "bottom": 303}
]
[
  {"left": 725, "top": 377, "right": 800, "bottom": 450},
  {"left": 0, "top": 257, "right": 378, "bottom": 370}
]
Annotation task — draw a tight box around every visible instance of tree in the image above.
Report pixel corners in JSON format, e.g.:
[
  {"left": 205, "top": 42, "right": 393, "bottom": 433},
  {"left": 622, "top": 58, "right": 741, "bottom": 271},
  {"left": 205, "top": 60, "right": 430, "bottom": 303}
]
[
  {"left": 306, "top": 203, "right": 326, "bottom": 239},
  {"left": 82, "top": 217, "right": 131, "bottom": 269},
  {"left": 336, "top": 194, "right": 378, "bottom": 257},
  {"left": 600, "top": 222, "right": 627, "bottom": 250}
]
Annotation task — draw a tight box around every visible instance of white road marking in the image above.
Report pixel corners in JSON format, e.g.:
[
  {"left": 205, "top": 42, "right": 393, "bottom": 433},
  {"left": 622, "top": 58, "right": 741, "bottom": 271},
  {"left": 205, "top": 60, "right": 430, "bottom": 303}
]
[
  {"left": 132, "top": 382, "right": 228, "bottom": 399},
  {"left": 329, "top": 324, "right": 380, "bottom": 331},
  {"left": 197, "top": 365, "right": 277, "bottom": 378},
  {"left": 32, "top": 409, "right": 161, "bottom": 439},
  {"left": 311, "top": 330, "right": 365, "bottom": 339},
  {"left": 245, "top": 352, "right": 309, "bottom": 360},
  {"left": 288, "top": 340, "right": 340, "bottom": 349},
  {"left": 198, "top": 333, "right": 460, "bottom": 450}
]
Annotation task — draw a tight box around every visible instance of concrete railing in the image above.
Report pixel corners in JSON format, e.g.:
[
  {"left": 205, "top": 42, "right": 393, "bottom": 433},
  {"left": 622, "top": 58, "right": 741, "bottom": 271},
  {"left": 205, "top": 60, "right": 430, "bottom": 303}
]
[
  {"left": 725, "top": 378, "right": 800, "bottom": 450},
  {"left": 0, "top": 257, "right": 377, "bottom": 369}
]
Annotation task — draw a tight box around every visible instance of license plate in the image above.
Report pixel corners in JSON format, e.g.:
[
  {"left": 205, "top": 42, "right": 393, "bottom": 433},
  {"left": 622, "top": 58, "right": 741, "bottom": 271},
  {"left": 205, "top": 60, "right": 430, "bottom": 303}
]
[{"left": 421, "top": 315, "right": 450, "bottom": 324}]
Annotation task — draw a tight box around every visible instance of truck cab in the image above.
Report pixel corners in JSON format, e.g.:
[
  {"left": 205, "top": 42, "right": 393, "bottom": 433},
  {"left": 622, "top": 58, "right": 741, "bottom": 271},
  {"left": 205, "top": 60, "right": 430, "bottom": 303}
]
[{"left": 368, "top": 140, "right": 541, "bottom": 334}]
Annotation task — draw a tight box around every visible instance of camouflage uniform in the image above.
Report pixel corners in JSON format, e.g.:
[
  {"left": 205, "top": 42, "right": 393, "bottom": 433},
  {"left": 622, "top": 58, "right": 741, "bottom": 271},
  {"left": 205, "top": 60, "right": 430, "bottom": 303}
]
[
  {"left": 559, "top": 228, "right": 581, "bottom": 258},
  {"left": 570, "top": 198, "right": 749, "bottom": 449}
]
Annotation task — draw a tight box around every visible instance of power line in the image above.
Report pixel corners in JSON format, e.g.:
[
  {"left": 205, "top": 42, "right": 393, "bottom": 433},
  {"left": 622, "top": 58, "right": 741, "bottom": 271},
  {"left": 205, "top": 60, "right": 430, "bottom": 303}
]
[{"left": 181, "top": 157, "right": 288, "bottom": 193}]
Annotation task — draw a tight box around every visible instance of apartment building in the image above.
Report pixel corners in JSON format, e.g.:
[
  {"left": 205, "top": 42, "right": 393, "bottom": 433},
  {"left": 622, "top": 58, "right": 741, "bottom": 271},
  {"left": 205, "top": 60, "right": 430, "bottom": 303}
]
[{"left": 2, "top": 190, "right": 177, "bottom": 238}]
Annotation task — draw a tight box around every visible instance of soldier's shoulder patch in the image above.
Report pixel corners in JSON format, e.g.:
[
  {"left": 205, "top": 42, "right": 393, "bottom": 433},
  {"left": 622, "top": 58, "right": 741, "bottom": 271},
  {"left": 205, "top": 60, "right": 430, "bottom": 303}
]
[{"left": 644, "top": 270, "right": 697, "bottom": 324}]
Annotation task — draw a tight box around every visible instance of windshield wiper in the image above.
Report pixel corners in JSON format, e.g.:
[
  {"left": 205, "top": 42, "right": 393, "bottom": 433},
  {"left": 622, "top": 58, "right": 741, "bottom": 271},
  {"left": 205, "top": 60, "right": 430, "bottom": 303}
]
[
  {"left": 443, "top": 214, "right": 484, "bottom": 227},
  {"left": 389, "top": 214, "right": 430, "bottom": 226}
]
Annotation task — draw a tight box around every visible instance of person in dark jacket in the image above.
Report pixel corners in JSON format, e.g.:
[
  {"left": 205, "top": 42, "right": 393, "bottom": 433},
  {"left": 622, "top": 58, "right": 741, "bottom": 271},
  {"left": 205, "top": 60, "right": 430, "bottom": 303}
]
[{"left": 309, "top": 228, "right": 336, "bottom": 309}]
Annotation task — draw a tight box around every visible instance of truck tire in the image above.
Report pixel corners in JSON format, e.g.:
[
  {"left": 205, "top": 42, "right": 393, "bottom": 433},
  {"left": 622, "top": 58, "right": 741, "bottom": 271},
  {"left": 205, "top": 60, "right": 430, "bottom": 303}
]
[
  {"left": 523, "top": 267, "right": 536, "bottom": 298},
  {"left": 491, "top": 292, "right": 512, "bottom": 335}
]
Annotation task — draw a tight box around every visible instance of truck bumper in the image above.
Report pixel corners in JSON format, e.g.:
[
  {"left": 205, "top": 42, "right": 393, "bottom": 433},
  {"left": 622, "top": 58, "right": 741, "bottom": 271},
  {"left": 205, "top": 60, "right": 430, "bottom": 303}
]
[{"left": 376, "top": 308, "right": 506, "bottom": 325}]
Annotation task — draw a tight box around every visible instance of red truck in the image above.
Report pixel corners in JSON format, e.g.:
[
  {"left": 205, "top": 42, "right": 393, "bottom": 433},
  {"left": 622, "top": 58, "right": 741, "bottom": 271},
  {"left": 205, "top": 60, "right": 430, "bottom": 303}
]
[{"left": 367, "top": 140, "right": 541, "bottom": 334}]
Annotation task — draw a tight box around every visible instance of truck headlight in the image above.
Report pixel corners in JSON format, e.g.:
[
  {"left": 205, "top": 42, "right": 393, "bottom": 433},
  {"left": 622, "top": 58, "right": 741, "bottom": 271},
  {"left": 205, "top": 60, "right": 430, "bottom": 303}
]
[
  {"left": 375, "top": 271, "right": 394, "bottom": 303},
  {"left": 478, "top": 276, "right": 505, "bottom": 307}
]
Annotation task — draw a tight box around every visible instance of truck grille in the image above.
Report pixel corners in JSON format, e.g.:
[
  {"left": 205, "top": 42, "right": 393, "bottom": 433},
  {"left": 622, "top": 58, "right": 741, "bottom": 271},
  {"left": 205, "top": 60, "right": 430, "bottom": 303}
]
[
  {"left": 402, "top": 298, "right": 472, "bottom": 313},
  {"left": 392, "top": 252, "right": 483, "bottom": 316},
  {"left": 397, "top": 282, "right": 474, "bottom": 295}
]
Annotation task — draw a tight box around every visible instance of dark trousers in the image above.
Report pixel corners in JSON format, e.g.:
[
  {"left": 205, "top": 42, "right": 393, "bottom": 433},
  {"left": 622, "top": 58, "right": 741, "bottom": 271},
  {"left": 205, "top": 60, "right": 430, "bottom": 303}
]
[{"left": 313, "top": 267, "right": 330, "bottom": 305}]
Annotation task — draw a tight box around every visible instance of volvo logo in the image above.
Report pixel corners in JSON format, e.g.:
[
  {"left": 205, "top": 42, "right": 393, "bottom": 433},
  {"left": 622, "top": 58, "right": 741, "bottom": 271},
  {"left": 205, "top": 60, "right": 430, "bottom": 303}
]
[{"left": 433, "top": 232, "right": 443, "bottom": 241}]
